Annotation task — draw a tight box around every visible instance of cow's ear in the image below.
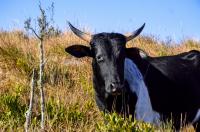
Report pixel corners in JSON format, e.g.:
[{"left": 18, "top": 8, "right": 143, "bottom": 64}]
[
  {"left": 65, "top": 45, "right": 92, "bottom": 58},
  {"left": 126, "top": 48, "right": 148, "bottom": 59}
]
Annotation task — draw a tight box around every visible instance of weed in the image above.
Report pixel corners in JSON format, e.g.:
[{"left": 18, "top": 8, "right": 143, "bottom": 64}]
[
  {"left": 96, "top": 112, "right": 156, "bottom": 132},
  {"left": 0, "top": 94, "right": 27, "bottom": 127}
]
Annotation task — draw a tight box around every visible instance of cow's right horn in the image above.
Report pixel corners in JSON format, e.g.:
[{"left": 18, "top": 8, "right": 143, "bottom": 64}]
[
  {"left": 126, "top": 23, "right": 145, "bottom": 42},
  {"left": 68, "top": 22, "right": 92, "bottom": 42}
]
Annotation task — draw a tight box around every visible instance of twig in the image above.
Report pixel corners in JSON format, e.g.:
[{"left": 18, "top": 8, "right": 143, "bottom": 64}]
[
  {"left": 25, "top": 69, "right": 36, "bottom": 132},
  {"left": 29, "top": 27, "right": 41, "bottom": 40}
]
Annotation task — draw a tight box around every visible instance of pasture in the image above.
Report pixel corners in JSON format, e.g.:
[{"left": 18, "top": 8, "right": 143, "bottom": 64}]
[{"left": 0, "top": 30, "right": 199, "bottom": 131}]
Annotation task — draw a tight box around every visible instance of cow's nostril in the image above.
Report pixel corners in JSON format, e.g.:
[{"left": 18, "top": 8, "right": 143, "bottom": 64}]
[
  {"left": 109, "top": 82, "right": 122, "bottom": 95},
  {"left": 110, "top": 83, "right": 118, "bottom": 92},
  {"left": 112, "top": 87, "right": 117, "bottom": 92},
  {"left": 111, "top": 83, "right": 115, "bottom": 87}
]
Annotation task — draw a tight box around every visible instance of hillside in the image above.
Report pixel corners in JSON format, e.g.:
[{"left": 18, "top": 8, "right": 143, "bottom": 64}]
[{"left": 0, "top": 30, "right": 199, "bottom": 131}]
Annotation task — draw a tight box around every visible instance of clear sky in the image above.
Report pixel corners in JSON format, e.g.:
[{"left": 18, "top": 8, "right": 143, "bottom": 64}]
[{"left": 0, "top": 0, "right": 200, "bottom": 42}]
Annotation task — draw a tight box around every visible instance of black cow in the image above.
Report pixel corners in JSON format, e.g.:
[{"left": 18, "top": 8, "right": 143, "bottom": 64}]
[{"left": 65, "top": 22, "right": 200, "bottom": 131}]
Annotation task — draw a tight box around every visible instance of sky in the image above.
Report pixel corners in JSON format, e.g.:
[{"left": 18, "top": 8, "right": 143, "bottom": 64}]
[{"left": 0, "top": 0, "right": 200, "bottom": 42}]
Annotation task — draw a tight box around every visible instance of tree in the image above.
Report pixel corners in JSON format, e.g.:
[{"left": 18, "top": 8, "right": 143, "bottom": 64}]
[{"left": 24, "top": 2, "right": 57, "bottom": 131}]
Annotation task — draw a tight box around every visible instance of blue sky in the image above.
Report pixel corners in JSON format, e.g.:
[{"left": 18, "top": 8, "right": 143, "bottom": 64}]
[{"left": 0, "top": 0, "right": 200, "bottom": 42}]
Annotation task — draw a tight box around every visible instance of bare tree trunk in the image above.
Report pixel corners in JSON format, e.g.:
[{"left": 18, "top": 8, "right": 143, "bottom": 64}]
[
  {"left": 25, "top": 69, "right": 36, "bottom": 132},
  {"left": 24, "top": 3, "right": 53, "bottom": 130},
  {"left": 39, "top": 39, "right": 45, "bottom": 130}
]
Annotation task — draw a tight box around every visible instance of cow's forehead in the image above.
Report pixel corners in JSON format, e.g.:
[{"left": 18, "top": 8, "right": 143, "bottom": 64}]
[
  {"left": 92, "top": 33, "right": 126, "bottom": 42},
  {"left": 90, "top": 33, "right": 126, "bottom": 51}
]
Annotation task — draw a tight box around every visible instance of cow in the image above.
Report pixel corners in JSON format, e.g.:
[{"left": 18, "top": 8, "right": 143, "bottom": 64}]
[{"left": 65, "top": 22, "right": 200, "bottom": 131}]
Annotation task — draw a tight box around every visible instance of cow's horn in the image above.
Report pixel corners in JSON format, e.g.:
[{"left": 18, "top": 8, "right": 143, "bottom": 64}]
[
  {"left": 126, "top": 23, "right": 145, "bottom": 42},
  {"left": 68, "top": 22, "right": 92, "bottom": 42}
]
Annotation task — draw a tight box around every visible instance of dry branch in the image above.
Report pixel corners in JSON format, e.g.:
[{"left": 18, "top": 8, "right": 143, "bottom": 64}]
[{"left": 25, "top": 69, "right": 36, "bottom": 132}]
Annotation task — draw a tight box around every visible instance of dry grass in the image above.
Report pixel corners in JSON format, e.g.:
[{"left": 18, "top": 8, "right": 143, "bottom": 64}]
[{"left": 0, "top": 30, "right": 199, "bottom": 131}]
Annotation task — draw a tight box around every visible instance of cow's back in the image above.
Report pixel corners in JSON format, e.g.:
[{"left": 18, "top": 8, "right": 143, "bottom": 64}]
[{"left": 142, "top": 50, "right": 200, "bottom": 112}]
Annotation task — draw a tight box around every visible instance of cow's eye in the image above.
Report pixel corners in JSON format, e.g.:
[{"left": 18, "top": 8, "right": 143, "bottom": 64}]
[{"left": 96, "top": 55, "right": 104, "bottom": 62}]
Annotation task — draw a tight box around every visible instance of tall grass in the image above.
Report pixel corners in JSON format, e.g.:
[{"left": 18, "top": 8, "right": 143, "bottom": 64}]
[{"left": 0, "top": 30, "right": 199, "bottom": 131}]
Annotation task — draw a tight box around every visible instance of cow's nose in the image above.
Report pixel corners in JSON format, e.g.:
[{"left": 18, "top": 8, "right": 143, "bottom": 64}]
[
  {"left": 111, "top": 83, "right": 117, "bottom": 92},
  {"left": 110, "top": 82, "right": 121, "bottom": 93}
]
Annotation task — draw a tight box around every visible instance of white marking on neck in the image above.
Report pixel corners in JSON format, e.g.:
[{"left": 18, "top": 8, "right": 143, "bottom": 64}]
[
  {"left": 124, "top": 58, "right": 160, "bottom": 125},
  {"left": 192, "top": 109, "right": 200, "bottom": 123}
]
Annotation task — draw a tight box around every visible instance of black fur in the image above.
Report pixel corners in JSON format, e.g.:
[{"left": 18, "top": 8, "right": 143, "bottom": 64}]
[{"left": 127, "top": 49, "right": 200, "bottom": 130}]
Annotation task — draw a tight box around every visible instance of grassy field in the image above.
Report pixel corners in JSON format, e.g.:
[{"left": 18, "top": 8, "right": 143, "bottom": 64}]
[{"left": 0, "top": 30, "right": 199, "bottom": 131}]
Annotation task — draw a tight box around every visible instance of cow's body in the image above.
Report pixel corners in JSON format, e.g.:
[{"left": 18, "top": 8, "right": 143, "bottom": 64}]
[
  {"left": 144, "top": 50, "right": 200, "bottom": 112},
  {"left": 65, "top": 22, "right": 200, "bottom": 131},
  {"left": 127, "top": 49, "right": 200, "bottom": 129}
]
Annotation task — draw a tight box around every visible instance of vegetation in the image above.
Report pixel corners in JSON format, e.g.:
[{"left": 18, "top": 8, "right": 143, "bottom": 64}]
[{"left": 0, "top": 30, "right": 199, "bottom": 131}]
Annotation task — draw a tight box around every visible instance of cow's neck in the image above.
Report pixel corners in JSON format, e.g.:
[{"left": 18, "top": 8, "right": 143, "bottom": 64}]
[
  {"left": 124, "top": 58, "right": 160, "bottom": 124},
  {"left": 129, "top": 57, "right": 150, "bottom": 77}
]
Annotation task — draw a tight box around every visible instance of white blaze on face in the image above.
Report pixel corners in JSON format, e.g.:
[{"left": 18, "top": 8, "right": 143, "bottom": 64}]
[{"left": 124, "top": 58, "right": 160, "bottom": 125}]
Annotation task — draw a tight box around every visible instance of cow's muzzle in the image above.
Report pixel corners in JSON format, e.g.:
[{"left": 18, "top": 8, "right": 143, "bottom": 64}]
[{"left": 108, "top": 82, "right": 124, "bottom": 95}]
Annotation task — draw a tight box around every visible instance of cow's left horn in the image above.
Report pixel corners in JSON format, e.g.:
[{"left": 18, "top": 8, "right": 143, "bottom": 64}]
[
  {"left": 68, "top": 22, "right": 92, "bottom": 42},
  {"left": 126, "top": 23, "right": 145, "bottom": 42}
]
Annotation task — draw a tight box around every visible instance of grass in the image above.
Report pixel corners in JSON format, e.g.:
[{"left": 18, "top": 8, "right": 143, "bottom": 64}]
[{"left": 0, "top": 30, "right": 199, "bottom": 131}]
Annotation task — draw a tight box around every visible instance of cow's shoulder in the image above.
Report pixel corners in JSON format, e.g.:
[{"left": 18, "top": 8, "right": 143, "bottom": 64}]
[{"left": 126, "top": 47, "right": 149, "bottom": 62}]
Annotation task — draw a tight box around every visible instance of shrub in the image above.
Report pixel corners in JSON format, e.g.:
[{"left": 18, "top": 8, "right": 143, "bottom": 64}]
[
  {"left": 0, "top": 94, "right": 27, "bottom": 127},
  {"left": 96, "top": 113, "right": 155, "bottom": 132}
]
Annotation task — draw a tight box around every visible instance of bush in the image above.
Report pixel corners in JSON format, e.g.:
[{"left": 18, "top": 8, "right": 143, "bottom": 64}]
[
  {"left": 96, "top": 113, "right": 155, "bottom": 132},
  {"left": 0, "top": 94, "right": 27, "bottom": 127}
]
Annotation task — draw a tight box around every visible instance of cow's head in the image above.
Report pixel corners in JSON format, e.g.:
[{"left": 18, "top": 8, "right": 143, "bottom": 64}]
[{"left": 65, "top": 22, "right": 145, "bottom": 96}]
